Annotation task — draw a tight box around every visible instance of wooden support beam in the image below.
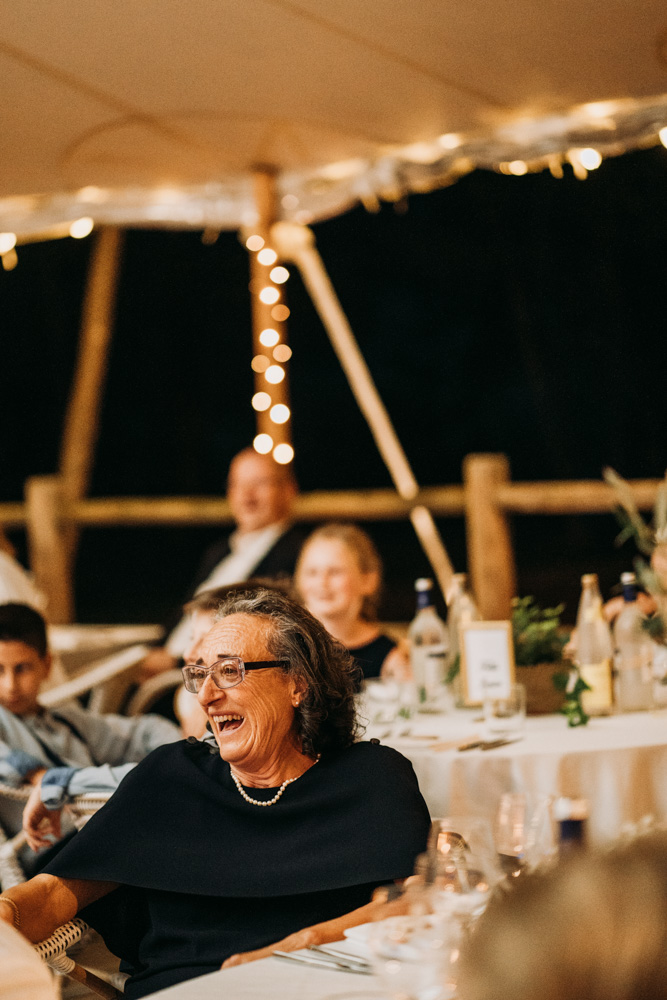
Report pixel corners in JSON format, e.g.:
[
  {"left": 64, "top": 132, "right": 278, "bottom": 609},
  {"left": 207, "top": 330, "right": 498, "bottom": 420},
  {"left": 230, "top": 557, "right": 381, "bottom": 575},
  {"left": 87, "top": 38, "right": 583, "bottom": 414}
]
[
  {"left": 272, "top": 221, "right": 455, "bottom": 598},
  {"left": 464, "top": 453, "right": 517, "bottom": 619},
  {"left": 59, "top": 227, "right": 124, "bottom": 549},
  {"left": 24, "top": 476, "right": 74, "bottom": 623}
]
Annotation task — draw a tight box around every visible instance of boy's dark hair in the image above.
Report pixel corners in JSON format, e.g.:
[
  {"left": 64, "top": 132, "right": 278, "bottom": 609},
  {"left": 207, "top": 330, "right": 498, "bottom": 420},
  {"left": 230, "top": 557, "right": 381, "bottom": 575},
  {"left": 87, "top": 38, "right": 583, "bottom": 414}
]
[{"left": 0, "top": 603, "right": 48, "bottom": 657}]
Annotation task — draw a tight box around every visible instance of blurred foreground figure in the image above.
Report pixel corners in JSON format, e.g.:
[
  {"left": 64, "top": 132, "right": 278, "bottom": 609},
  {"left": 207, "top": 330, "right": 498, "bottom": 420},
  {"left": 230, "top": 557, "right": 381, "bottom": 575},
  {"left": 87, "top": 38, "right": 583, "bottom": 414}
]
[
  {"left": 457, "top": 831, "right": 667, "bottom": 1000},
  {"left": 142, "top": 448, "right": 305, "bottom": 676},
  {"left": 0, "top": 921, "right": 58, "bottom": 1000}
]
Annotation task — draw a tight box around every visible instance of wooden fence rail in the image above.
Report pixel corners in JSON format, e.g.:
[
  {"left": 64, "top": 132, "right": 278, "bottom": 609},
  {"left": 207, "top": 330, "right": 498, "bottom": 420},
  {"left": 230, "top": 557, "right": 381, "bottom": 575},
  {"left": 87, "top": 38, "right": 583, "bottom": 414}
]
[{"left": 0, "top": 455, "right": 661, "bottom": 623}]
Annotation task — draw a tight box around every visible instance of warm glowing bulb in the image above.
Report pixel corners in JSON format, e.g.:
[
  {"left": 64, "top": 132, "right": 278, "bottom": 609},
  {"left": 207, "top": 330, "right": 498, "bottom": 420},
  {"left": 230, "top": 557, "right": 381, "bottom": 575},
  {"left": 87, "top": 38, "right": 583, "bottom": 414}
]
[
  {"left": 660, "top": 127, "right": 667, "bottom": 149},
  {"left": 252, "top": 392, "right": 272, "bottom": 411},
  {"left": 273, "top": 443, "right": 294, "bottom": 465},
  {"left": 265, "top": 365, "right": 285, "bottom": 384},
  {"left": 259, "top": 328, "right": 280, "bottom": 348},
  {"left": 69, "top": 217, "right": 94, "bottom": 238},
  {"left": 257, "top": 248, "right": 278, "bottom": 266},
  {"left": 508, "top": 160, "right": 527, "bottom": 176},
  {"left": 273, "top": 344, "right": 292, "bottom": 362},
  {"left": 259, "top": 287, "right": 280, "bottom": 305},
  {"left": 251, "top": 355, "right": 270, "bottom": 373},
  {"left": 270, "top": 404, "right": 290, "bottom": 424},
  {"left": 579, "top": 148, "right": 602, "bottom": 170},
  {"left": 1, "top": 248, "right": 18, "bottom": 271},
  {"left": 271, "top": 304, "right": 290, "bottom": 321},
  {"left": 0, "top": 232, "right": 17, "bottom": 254},
  {"left": 270, "top": 266, "right": 289, "bottom": 284},
  {"left": 246, "top": 235, "right": 264, "bottom": 251},
  {"left": 254, "top": 433, "right": 273, "bottom": 455},
  {"left": 438, "top": 133, "right": 461, "bottom": 150}
]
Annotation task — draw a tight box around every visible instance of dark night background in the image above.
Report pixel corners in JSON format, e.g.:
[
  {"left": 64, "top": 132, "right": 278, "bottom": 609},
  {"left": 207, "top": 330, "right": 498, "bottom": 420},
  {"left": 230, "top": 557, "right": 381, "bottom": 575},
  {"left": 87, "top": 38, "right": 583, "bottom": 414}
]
[{"left": 2, "top": 145, "right": 667, "bottom": 626}]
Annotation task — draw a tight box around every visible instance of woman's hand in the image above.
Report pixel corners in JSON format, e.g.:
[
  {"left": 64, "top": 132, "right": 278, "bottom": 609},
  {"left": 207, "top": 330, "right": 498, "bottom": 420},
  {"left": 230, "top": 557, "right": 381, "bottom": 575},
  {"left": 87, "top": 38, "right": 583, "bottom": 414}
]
[
  {"left": 380, "top": 641, "right": 412, "bottom": 682},
  {"left": 220, "top": 891, "right": 412, "bottom": 969},
  {"left": 22, "top": 779, "right": 62, "bottom": 852},
  {"left": 221, "top": 926, "right": 322, "bottom": 969}
]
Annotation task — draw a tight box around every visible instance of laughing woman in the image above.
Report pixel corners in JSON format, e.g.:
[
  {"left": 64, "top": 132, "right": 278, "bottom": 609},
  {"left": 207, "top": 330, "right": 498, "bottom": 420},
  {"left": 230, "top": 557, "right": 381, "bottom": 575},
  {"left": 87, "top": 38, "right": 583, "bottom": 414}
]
[{"left": 0, "top": 589, "right": 430, "bottom": 999}]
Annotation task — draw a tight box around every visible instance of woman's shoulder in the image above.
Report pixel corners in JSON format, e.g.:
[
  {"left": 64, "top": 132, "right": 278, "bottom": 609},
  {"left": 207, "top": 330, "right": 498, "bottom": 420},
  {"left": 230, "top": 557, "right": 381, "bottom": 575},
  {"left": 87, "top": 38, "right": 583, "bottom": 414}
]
[{"left": 329, "top": 739, "right": 418, "bottom": 778}]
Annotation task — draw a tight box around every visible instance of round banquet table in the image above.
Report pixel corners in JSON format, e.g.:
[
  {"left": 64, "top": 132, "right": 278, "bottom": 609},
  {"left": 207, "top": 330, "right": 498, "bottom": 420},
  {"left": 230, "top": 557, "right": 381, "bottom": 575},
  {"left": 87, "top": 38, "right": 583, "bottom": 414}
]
[{"left": 366, "top": 708, "right": 667, "bottom": 844}]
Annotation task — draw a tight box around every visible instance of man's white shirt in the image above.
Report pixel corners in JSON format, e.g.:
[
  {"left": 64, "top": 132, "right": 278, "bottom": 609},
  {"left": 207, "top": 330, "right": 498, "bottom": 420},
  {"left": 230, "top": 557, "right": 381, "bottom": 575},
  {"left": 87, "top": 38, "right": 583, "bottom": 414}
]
[{"left": 166, "top": 522, "right": 289, "bottom": 656}]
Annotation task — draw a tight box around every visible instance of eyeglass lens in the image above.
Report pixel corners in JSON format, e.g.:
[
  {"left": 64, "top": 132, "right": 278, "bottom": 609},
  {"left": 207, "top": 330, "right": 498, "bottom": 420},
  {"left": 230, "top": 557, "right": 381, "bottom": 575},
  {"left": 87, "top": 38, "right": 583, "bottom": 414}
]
[{"left": 183, "top": 657, "right": 243, "bottom": 693}]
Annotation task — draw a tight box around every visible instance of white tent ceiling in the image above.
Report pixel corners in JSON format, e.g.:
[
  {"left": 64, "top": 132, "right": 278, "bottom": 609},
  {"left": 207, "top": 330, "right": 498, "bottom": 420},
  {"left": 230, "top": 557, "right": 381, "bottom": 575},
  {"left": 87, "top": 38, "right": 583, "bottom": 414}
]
[{"left": 2, "top": 0, "right": 667, "bottom": 237}]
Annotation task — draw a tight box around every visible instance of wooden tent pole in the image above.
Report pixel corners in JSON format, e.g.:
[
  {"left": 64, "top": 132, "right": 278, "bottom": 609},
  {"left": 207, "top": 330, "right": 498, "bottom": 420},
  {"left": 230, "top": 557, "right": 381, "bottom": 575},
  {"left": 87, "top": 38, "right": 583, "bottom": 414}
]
[
  {"left": 59, "top": 226, "right": 124, "bottom": 552},
  {"left": 248, "top": 172, "right": 292, "bottom": 455},
  {"left": 24, "top": 476, "right": 74, "bottom": 623},
  {"left": 272, "top": 222, "right": 454, "bottom": 600},
  {"left": 463, "top": 453, "right": 516, "bottom": 618}
]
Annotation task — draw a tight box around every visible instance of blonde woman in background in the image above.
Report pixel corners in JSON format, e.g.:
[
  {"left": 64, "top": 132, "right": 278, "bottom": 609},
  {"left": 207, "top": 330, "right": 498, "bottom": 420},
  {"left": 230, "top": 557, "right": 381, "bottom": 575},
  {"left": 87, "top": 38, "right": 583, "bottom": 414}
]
[{"left": 295, "top": 523, "right": 410, "bottom": 681}]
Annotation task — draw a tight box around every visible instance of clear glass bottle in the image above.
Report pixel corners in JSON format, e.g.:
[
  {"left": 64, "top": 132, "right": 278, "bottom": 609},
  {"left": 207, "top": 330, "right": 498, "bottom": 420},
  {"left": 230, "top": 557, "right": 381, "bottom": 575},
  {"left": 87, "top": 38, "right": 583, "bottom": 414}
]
[
  {"left": 575, "top": 573, "right": 613, "bottom": 716},
  {"left": 613, "top": 572, "right": 653, "bottom": 712},
  {"left": 408, "top": 578, "right": 449, "bottom": 711},
  {"left": 447, "top": 573, "right": 481, "bottom": 706}
]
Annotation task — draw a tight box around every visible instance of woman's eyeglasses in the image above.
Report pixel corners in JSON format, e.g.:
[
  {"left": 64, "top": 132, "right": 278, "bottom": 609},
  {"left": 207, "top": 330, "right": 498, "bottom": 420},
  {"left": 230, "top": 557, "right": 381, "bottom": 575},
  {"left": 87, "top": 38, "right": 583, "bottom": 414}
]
[{"left": 181, "top": 657, "right": 288, "bottom": 693}]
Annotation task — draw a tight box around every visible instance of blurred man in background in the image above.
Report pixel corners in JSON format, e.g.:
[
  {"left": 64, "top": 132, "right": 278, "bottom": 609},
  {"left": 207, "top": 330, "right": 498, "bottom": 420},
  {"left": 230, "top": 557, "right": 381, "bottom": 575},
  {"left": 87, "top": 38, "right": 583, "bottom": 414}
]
[{"left": 141, "top": 448, "right": 305, "bottom": 677}]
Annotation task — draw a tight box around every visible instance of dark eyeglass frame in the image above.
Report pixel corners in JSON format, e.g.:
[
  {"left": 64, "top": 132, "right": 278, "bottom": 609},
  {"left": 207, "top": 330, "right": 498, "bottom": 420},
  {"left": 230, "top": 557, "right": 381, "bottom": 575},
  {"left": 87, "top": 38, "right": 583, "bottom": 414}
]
[{"left": 181, "top": 657, "right": 289, "bottom": 693}]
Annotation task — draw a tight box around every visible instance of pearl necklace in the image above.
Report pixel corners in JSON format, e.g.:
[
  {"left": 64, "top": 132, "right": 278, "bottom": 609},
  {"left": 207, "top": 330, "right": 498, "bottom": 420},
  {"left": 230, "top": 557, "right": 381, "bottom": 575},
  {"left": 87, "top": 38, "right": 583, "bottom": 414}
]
[{"left": 229, "top": 757, "right": 319, "bottom": 807}]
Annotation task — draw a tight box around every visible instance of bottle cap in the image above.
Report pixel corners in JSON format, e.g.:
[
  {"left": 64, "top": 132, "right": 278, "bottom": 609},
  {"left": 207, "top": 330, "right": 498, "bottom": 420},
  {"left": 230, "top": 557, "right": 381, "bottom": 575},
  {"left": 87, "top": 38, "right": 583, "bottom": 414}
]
[
  {"left": 553, "top": 797, "right": 588, "bottom": 821},
  {"left": 581, "top": 573, "right": 598, "bottom": 586},
  {"left": 620, "top": 572, "right": 636, "bottom": 585},
  {"left": 415, "top": 578, "right": 433, "bottom": 592}
]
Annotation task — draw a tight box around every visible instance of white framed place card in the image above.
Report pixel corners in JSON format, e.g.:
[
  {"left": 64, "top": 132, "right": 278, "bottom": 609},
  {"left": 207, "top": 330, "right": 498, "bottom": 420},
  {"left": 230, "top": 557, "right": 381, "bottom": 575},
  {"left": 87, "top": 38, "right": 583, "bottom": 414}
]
[{"left": 459, "top": 621, "right": 516, "bottom": 706}]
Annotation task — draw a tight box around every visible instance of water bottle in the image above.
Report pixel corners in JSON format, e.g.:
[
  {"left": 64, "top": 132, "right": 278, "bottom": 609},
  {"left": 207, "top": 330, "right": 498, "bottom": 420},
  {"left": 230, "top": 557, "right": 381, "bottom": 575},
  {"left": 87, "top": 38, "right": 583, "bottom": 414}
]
[
  {"left": 575, "top": 573, "right": 613, "bottom": 716},
  {"left": 553, "top": 797, "right": 588, "bottom": 856},
  {"left": 613, "top": 572, "right": 653, "bottom": 712},
  {"left": 408, "top": 578, "right": 449, "bottom": 711},
  {"left": 447, "top": 574, "right": 481, "bottom": 706}
]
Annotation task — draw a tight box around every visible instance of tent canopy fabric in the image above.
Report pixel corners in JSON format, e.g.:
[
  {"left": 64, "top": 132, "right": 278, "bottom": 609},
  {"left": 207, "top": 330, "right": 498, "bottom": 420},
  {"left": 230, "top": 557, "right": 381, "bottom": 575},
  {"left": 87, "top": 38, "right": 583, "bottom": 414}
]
[{"left": 2, "top": 0, "right": 667, "bottom": 236}]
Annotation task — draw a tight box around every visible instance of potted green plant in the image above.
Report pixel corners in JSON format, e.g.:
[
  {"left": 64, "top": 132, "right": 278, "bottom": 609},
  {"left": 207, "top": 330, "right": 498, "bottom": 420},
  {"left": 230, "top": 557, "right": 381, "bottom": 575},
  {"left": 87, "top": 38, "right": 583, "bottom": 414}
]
[{"left": 512, "top": 596, "right": 570, "bottom": 714}]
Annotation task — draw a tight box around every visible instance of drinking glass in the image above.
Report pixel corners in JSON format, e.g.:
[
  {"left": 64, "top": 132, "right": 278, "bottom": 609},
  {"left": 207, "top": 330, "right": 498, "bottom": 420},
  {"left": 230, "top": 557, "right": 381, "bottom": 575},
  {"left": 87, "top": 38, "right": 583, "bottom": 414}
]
[
  {"left": 425, "top": 817, "right": 501, "bottom": 925},
  {"left": 494, "top": 792, "right": 528, "bottom": 878},
  {"left": 357, "top": 678, "right": 402, "bottom": 728},
  {"left": 483, "top": 682, "right": 526, "bottom": 737},
  {"left": 369, "top": 911, "right": 460, "bottom": 1000},
  {"left": 494, "top": 792, "right": 557, "bottom": 877}
]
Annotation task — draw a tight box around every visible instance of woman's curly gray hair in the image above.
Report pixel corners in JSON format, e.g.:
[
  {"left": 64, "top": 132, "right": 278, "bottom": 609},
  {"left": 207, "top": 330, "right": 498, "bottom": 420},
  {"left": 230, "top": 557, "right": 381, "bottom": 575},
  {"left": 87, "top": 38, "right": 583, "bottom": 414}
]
[{"left": 214, "top": 587, "right": 362, "bottom": 756}]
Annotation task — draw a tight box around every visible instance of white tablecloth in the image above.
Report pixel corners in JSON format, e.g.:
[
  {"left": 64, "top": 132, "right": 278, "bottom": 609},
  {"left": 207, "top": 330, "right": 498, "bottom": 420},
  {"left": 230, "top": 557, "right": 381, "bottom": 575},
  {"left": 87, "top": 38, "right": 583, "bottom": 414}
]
[
  {"left": 148, "top": 952, "right": 382, "bottom": 1000},
  {"left": 371, "top": 709, "right": 667, "bottom": 843}
]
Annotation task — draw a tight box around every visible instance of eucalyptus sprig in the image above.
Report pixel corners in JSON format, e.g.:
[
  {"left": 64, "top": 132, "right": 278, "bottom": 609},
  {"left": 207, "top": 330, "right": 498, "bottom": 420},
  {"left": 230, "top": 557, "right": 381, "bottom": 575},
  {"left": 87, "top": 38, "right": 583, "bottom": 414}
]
[
  {"left": 604, "top": 466, "right": 667, "bottom": 555},
  {"left": 553, "top": 668, "right": 590, "bottom": 727}
]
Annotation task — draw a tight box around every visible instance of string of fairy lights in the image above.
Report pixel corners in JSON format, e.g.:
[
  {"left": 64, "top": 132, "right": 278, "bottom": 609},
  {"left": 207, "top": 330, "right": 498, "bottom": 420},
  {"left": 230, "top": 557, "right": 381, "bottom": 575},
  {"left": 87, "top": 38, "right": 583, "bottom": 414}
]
[{"left": 245, "top": 233, "right": 295, "bottom": 465}]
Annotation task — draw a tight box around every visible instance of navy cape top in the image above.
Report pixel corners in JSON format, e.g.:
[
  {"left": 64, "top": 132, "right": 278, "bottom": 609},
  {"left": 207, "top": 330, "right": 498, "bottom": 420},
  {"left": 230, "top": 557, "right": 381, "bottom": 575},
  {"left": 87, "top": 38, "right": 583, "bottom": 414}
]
[{"left": 46, "top": 739, "right": 430, "bottom": 998}]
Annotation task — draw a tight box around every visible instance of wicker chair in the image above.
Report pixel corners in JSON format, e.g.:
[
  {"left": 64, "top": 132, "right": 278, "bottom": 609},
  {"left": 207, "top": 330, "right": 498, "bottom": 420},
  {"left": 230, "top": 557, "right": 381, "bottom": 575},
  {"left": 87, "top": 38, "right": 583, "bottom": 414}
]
[{"left": 0, "top": 782, "right": 122, "bottom": 997}]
